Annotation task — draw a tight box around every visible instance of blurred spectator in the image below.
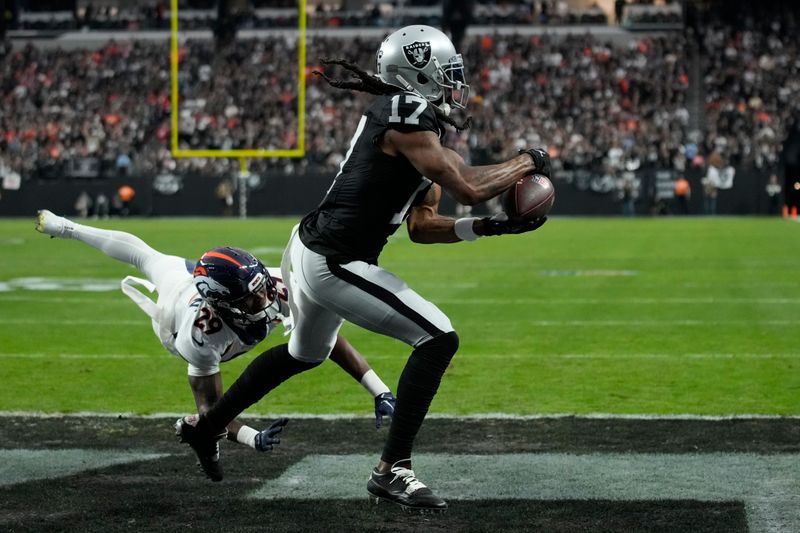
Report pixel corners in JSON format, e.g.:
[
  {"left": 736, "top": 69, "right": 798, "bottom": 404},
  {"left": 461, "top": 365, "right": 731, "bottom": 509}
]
[
  {"left": 702, "top": 152, "right": 723, "bottom": 215},
  {"left": 94, "top": 193, "right": 110, "bottom": 219},
  {"left": 442, "top": 0, "right": 474, "bottom": 52},
  {"left": 115, "top": 184, "right": 136, "bottom": 216},
  {"left": 765, "top": 174, "right": 782, "bottom": 215},
  {"left": 74, "top": 191, "right": 93, "bottom": 218},
  {"left": 619, "top": 174, "right": 637, "bottom": 216},
  {"left": 674, "top": 175, "right": 691, "bottom": 214},
  {"left": 215, "top": 178, "right": 235, "bottom": 216},
  {"left": 615, "top": 0, "right": 626, "bottom": 24},
  {"left": 116, "top": 152, "right": 132, "bottom": 176}
]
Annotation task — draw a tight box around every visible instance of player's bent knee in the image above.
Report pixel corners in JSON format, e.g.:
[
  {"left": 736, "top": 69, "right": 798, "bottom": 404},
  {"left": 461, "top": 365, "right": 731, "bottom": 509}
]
[
  {"left": 287, "top": 343, "right": 333, "bottom": 364},
  {"left": 423, "top": 330, "right": 460, "bottom": 360}
]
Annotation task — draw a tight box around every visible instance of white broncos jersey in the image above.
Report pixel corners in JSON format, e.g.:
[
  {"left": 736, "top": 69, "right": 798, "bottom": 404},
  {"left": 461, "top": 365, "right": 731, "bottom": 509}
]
[{"left": 121, "top": 267, "right": 289, "bottom": 377}]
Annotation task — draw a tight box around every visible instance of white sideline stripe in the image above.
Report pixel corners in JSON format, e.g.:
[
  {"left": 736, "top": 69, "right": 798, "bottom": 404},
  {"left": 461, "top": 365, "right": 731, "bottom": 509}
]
[
  {"left": 1, "top": 351, "right": 797, "bottom": 361},
  {"left": 2, "top": 318, "right": 799, "bottom": 327},
  {"left": 0, "top": 411, "right": 797, "bottom": 420},
  {"left": 248, "top": 453, "right": 800, "bottom": 533}
]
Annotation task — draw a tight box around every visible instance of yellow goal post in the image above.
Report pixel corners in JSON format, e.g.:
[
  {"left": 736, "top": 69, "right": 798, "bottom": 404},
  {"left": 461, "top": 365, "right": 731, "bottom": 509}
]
[{"left": 169, "top": 0, "right": 307, "bottom": 160}]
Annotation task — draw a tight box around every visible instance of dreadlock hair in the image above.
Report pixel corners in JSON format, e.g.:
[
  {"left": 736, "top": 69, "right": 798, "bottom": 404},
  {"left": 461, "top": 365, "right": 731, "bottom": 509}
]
[{"left": 313, "top": 58, "right": 472, "bottom": 131}]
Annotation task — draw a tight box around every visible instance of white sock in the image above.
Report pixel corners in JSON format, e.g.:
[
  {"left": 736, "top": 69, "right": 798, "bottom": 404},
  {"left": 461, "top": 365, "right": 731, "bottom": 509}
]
[{"left": 236, "top": 425, "right": 259, "bottom": 449}]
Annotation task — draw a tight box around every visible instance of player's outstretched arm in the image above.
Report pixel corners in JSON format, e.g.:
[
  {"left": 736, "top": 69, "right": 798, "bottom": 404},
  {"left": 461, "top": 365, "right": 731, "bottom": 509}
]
[
  {"left": 384, "top": 129, "right": 547, "bottom": 205},
  {"left": 406, "top": 185, "right": 548, "bottom": 243},
  {"left": 188, "top": 373, "right": 284, "bottom": 451},
  {"left": 328, "top": 336, "right": 396, "bottom": 428}
]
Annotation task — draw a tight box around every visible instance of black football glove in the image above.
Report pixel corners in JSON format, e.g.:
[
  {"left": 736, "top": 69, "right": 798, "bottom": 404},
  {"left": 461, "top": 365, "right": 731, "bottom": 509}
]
[
  {"left": 254, "top": 417, "right": 289, "bottom": 452},
  {"left": 519, "top": 147, "right": 551, "bottom": 178},
  {"left": 481, "top": 213, "right": 548, "bottom": 236},
  {"left": 374, "top": 392, "right": 396, "bottom": 429}
]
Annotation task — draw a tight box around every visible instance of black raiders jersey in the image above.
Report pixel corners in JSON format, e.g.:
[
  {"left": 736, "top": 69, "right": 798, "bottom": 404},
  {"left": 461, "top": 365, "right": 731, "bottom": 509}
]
[{"left": 299, "top": 91, "right": 444, "bottom": 264}]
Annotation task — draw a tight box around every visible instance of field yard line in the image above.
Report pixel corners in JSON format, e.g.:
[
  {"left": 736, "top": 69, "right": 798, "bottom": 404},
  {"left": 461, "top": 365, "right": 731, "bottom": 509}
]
[
  {"left": 520, "top": 352, "right": 800, "bottom": 360},
  {"left": 527, "top": 319, "right": 800, "bottom": 326},
  {"left": 366, "top": 352, "right": 800, "bottom": 360},
  {"left": 2, "top": 294, "right": 798, "bottom": 305},
  {"left": 0, "top": 352, "right": 154, "bottom": 359},
  {"left": 1, "top": 351, "right": 796, "bottom": 361},
  {"left": 0, "top": 411, "right": 797, "bottom": 420},
  {"left": 2, "top": 318, "right": 799, "bottom": 327},
  {"left": 0, "top": 319, "right": 145, "bottom": 326},
  {"left": 1, "top": 351, "right": 797, "bottom": 361},
  {"left": 480, "top": 319, "right": 800, "bottom": 326},
  {"left": 437, "top": 297, "right": 800, "bottom": 305},
  {"left": 0, "top": 295, "right": 125, "bottom": 303}
]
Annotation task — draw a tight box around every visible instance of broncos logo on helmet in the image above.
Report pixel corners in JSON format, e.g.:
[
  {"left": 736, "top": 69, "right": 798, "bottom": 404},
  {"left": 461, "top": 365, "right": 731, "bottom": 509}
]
[{"left": 193, "top": 247, "right": 278, "bottom": 324}]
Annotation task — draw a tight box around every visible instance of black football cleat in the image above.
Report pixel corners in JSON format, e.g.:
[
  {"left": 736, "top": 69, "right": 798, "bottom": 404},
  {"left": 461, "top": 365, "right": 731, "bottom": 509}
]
[
  {"left": 175, "top": 415, "right": 227, "bottom": 482},
  {"left": 367, "top": 462, "right": 447, "bottom": 512}
]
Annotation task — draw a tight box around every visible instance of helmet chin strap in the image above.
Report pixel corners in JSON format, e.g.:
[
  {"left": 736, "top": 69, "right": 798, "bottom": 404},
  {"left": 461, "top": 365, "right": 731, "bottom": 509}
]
[{"left": 392, "top": 73, "right": 416, "bottom": 93}]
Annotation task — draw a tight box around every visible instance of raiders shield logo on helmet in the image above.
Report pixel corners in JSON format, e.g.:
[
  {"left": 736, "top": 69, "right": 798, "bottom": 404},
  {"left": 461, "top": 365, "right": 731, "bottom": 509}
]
[{"left": 402, "top": 41, "right": 432, "bottom": 69}]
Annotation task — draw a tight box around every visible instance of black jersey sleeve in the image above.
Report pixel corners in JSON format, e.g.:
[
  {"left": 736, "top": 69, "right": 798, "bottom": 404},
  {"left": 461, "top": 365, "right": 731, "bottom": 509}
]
[{"left": 380, "top": 91, "right": 441, "bottom": 135}]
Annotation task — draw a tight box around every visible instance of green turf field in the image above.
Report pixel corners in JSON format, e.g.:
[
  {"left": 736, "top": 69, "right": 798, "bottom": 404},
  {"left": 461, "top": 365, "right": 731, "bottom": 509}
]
[{"left": 1, "top": 216, "right": 798, "bottom": 415}]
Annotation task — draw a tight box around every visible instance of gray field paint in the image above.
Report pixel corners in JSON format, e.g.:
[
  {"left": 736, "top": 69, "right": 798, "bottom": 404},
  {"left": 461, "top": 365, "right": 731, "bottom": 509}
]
[
  {"left": 0, "top": 449, "right": 169, "bottom": 486},
  {"left": 248, "top": 453, "right": 800, "bottom": 533}
]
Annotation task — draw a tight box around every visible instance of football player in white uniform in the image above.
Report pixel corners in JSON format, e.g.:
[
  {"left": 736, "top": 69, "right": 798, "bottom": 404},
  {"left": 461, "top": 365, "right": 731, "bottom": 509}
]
[{"left": 35, "top": 209, "right": 396, "bottom": 480}]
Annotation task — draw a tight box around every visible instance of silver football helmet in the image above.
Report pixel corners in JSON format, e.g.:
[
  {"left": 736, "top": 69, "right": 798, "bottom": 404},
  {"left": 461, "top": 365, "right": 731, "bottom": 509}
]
[{"left": 376, "top": 25, "right": 470, "bottom": 114}]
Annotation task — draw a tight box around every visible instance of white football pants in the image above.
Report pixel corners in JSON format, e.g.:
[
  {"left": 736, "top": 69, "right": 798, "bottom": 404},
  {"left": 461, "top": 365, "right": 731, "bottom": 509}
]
[
  {"left": 285, "top": 229, "right": 454, "bottom": 363},
  {"left": 65, "top": 220, "right": 190, "bottom": 291}
]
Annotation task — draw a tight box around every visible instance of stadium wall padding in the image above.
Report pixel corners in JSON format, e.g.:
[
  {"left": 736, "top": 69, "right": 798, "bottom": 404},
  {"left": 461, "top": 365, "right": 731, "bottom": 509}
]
[{"left": 0, "top": 168, "right": 782, "bottom": 218}]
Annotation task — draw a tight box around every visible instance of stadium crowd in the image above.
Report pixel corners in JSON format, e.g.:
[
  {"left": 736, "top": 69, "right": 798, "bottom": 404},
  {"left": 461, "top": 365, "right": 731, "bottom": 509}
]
[
  {"left": 14, "top": 1, "right": 609, "bottom": 31},
  {"left": 1, "top": 16, "right": 798, "bottom": 182},
  {"left": 699, "top": 18, "right": 800, "bottom": 171}
]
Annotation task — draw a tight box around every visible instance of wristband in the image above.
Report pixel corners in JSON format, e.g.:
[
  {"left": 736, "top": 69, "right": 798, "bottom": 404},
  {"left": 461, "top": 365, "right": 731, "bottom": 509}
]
[
  {"left": 360, "top": 369, "right": 390, "bottom": 397},
  {"left": 454, "top": 217, "right": 481, "bottom": 241},
  {"left": 236, "top": 425, "right": 259, "bottom": 449}
]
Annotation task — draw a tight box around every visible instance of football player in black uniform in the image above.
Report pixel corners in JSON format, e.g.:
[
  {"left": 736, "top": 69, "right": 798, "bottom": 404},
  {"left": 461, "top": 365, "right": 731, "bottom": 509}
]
[{"left": 177, "top": 25, "right": 550, "bottom": 509}]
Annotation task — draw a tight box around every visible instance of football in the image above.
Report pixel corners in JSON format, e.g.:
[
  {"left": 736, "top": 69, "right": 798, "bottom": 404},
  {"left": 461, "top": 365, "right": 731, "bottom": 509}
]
[{"left": 501, "top": 174, "right": 555, "bottom": 221}]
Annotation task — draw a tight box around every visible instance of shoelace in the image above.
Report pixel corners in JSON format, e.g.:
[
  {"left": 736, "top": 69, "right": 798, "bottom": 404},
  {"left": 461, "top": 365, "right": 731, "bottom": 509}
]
[{"left": 390, "top": 467, "right": 427, "bottom": 494}]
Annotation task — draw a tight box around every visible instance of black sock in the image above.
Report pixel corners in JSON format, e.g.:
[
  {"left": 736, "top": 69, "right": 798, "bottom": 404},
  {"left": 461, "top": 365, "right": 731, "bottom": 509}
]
[
  {"left": 381, "top": 331, "right": 459, "bottom": 465},
  {"left": 199, "top": 343, "right": 320, "bottom": 433}
]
